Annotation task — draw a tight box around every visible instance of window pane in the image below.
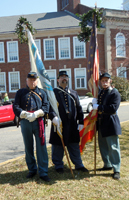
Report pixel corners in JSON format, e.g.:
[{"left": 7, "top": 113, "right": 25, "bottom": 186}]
[
  {"left": 75, "top": 38, "right": 84, "bottom": 57},
  {"left": 10, "top": 72, "right": 20, "bottom": 91},
  {"left": 0, "top": 73, "right": 5, "bottom": 91},
  {"left": 34, "top": 40, "right": 41, "bottom": 56},
  {"left": 0, "top": 42, "right": 4, "bottom": 62},
  {"left": 81, "top": 78, "right": 84, "bottom": 87},
  {"left": 117, "top": 67, "right": 126, "bottom": 78},
  {"left": 8, "top": 42, "right": 18, "bottom": 61},
  {"left": 60, "top": 38, "right": 69, "bottom": 58},
  {"left": 77, "top": 78, "right": 80, "bottom": 87},
  {"left": 45, "top": 40, "right": 54, "bottom": 59},
  {"left": 50, "top": 79, "right": 54, "bottom": 88},
  {"left": 116, "top": 34, "right": 125, "bottom": 57}
]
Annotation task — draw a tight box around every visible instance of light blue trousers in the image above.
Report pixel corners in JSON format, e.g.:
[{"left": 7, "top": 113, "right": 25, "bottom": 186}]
[
  {"left": 52, "top": 143, "right": 84, "bottom": 169},
  {"left": 98, "top": 132, "right": 121, "bottom": 172},
  {"left": 20, "top": 119, "right": 48, "bottom": 177}
]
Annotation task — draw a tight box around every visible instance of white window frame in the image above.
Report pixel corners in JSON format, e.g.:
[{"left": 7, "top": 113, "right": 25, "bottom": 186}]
[
  {"left": 0, "top": 42, "right": 5, "bottom": 63},
  {"left": 59, "top": 68, "right": 72, "bottom": 88},
  {"left": 7, "top": 41, "right": 19, "bottom": 62},
  {"left": 0, "top": 72, "right": 6, "bottom": 92},
  {"left": 74, "top": 68, "right": 87, "bottom": 89},
  {"left": 73, "top": 36, "right": 86, "bottom": 58},
  {"left": 46, "top": 69, "right": 57, "bottom": 88},
  {"left": 58, "top": 37, "right": 70, "bottom": 59},
  {"left": 116, "top": 33, "right": 126, "bottom": 57},
  {"left": 44, "top": 38, "right": 56, "bottom": 60},
  {"left": 8, "top": 71, "right": 20, "bottom": 92},
  {"left": 117, "top": 66, "right": 127, "bottom": 78},
  {"left": 34, "top": 39, "right": 41, "bottom": 56}
]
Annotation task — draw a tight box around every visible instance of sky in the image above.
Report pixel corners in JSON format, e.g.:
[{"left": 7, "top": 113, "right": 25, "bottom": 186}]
[{"left": 0, "top": 0, "right": 123, "bottom": 17}]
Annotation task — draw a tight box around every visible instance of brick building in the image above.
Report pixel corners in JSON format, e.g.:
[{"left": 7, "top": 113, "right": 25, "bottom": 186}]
[{"left": 0, "top": 0, "right": 128, "bottom": 99}]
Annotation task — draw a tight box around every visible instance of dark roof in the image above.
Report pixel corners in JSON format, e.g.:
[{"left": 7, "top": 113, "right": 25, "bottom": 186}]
[{"left": 0, "top": 11, "right": 81, "bottom": 34}]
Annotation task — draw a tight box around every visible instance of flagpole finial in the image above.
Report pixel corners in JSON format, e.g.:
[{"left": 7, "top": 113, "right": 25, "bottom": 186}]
[{"left": 95, "top": 2, "right": 97, "bottom": 9}]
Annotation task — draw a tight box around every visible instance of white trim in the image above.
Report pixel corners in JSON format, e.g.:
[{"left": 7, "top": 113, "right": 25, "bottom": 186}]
[
  {"left": 0, "top": 72, "right": 6, "bottom": 92},
  {"left": 0, "top": 42, "right": 5, "bottom": 63},
  {"left": 8, "top": 71, "right": 20, "bottom": 93},
  {"left": 43, "top": 38, "right": 56, "bottom": 60},
  {"left": 7, "top": 41, "right": 19, "bottom": 63},
  {"left": 59, "top": 68, "right": 72, "bottom": 88},
  {"left": 58, "top": 37, "right": 70, "bottom": 59},
  {"left": 74, "top": 68, "right": 87, "bottom": 89},
  {"left": 73, "top": 36, "right": 86, "bottom": 59}
]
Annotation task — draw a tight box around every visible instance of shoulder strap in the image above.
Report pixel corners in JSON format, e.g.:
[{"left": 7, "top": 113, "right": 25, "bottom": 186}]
[
  {"left": 31, "top": 90, "right": 42, "bottom": 101},
  {"left": 57, "top": 87, "right": 76, "bottom": 106}
]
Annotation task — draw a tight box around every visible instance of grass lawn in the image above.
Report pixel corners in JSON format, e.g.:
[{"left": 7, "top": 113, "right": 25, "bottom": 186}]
[{"left": 0, "top": 121, "right": 129, "bottom": 200}]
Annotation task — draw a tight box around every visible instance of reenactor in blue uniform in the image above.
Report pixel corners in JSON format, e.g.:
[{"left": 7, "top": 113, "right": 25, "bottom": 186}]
[
  {"left": 93, "top": 72, "right": 121, "bottom": 180},
  {"left": 49, "top": 71, "right": 88, "bottom": 173},
  {"left": 13, "top": 72, "right": 50, "bottom": 182}
]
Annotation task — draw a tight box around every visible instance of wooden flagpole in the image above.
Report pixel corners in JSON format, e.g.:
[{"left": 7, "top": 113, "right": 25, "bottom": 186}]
[
  {"left": 61, "top": 138, "right": 75, "bottom": 179},
  {"left": 94, "top": 124, "right": 97, "bottom": 174}
]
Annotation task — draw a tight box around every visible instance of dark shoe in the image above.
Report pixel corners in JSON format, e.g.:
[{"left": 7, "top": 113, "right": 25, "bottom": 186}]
[
  {"left": 76, "top": 167, "right": 89, "bottom": 172},
  {"left": 97, "top": 166, "right": 113, "bottom": 171},
  {"left": 40, "top": 175, "right": 51, "bottom": 182},
  {"left": 26, "top": 172, "right": 37, "bottom": 178},
  {"left": 113, "top": 172, "right": 120, "bottom": 180},
  {"left": 56, "top": 168, "right": 64, "bottom": 173}
]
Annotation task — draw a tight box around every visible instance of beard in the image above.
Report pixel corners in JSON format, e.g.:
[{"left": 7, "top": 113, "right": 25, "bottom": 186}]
[{"left": 62, "top": 79, "right": 68, "bottom": 84}]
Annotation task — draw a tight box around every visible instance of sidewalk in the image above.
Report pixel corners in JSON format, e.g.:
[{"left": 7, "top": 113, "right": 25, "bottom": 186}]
[{"left": 120, "top": 101, "right": 129, "bottom": 106}]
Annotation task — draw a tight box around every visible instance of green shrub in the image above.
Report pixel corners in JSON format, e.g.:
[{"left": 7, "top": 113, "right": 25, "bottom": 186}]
[
  {"left": 85, "top": 92, "right": 93, "bottom": 97},
  {"left": 111, "top": 76, "right": 129, "bottom": 101}
]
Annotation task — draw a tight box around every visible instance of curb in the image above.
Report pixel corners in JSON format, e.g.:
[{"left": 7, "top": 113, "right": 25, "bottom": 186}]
[{"left": 0, "top": 144, "right": 51, "bottom": 167}]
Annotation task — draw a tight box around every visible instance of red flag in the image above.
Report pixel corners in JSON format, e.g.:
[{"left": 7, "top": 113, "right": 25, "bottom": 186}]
[
  {"left": 87, "top": 12, "right": 99, "bottom": 98},
  {"left": 79, "top": 110, "right": 98, "bottom": 154},
  {"left": 79, "top": 12, "right": 99, "bottom": 153}
]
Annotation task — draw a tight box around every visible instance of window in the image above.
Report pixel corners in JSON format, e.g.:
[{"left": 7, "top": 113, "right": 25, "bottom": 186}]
[
  {"left": 58, "top": 37, "right": 70, "bottom": 59},
  {"left": 116, "top": 33, "right": 126, "bottom": 57},
  {"left": 34, "top": 39, "right": 41, "bottom": 56},
  {"left": 117, "top": 66, "right": 127, "bottom": 78},
  {"left": 46, "top": 69, "right": 57, "bottom": 88},
  {"left": 8, "top": 71, "right": 20, "bottom": 92},
  {"left": 73, "top": 37, "right": 86, "bottom": 58},
  {"left": 44, "top": 39, "right": 55, "bottom": 60},
  {"left": 62, "top": 0, "right": 69, "bottom": 9},
  {"left": 74, "top": 68, "right": 87, "bottom": 89},
  {"left": 0, "top": 72, "right": 6, "bottom": 92},
  {"left": 0, "top": 42, "right": 5, "bottom": 63},
  {"left": 59, "top": 68, "right": 72, "bottom": 88},
  {"left": 7, "top": 41, "right": 19, "bottom": 62}
]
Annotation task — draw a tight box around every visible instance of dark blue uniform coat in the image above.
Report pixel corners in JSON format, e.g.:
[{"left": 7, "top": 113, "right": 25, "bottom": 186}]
[
  {"left": 13, "top": 86, "right": 49, "bottom": 117},
  {"left": 98, "top": 88, "right": 121, "bottom": 137},
  {"left": 49, "top": 87, "right": 84, "bottom": 146}
]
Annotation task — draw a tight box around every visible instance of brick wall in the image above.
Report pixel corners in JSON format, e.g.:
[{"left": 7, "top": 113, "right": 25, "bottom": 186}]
[
  {"left": 57, "top": 0, "right": 80, "bottom": 14},
  {"left": 0, "top": 31, "right": 105, "bottom": 98}
]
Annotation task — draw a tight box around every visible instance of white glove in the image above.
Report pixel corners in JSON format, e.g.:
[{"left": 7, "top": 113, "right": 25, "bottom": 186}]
[
  {"left": 93, "top": 104, "right": 99, "bottom": 110},
  {"left": 20, "top": 111, "right": 30, "bottom": 119},
  {"left": 26, "top": 113, "right": 36, "bottom": 122},
  {"left": 52, "top": 116, "right": 59, "bottom": 128},
  {"left": 26, "top": 109, "right": 44, "bottom": 122},
  {"left": 33, "top": 109, "right": 44, "bottom": 118},
  {"left": 92, "top": 98, "right": 97, "bottom": 104},
  {"left": 78, "top": 124, "right": 84, "bottom": 131}
]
